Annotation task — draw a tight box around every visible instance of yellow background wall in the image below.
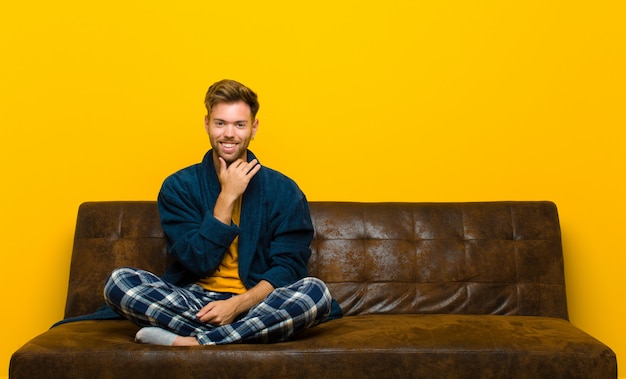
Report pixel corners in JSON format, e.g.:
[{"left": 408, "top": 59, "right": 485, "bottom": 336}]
[{"left": 1, "top": 0, "right": 624, "bottom": 377}]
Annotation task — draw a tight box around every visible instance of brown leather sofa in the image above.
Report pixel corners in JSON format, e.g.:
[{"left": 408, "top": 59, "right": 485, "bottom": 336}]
[{"left": 10, "top": 201, "right": 617, "bottom": 378}]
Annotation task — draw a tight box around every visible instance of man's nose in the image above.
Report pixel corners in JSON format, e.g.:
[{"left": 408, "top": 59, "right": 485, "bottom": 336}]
[{"left": 224, "top": 125, "right": 235, "bottom": 137}]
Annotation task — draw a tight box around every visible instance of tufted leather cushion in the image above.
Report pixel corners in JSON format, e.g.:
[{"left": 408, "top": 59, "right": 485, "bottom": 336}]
[
  {"left": 64, "top": 202, "right": 174, "bottom": 318},
  {"left": 308, "top": 202, "right": 567, "bottom": 318}
]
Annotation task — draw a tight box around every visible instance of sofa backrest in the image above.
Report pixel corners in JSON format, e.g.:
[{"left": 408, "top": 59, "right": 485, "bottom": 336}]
[
  {"left": 64, "top": 201, "right": 568, "bottom": 320},
  {"left": 308, "top": 202, "right": 567, "bottom": 319}
]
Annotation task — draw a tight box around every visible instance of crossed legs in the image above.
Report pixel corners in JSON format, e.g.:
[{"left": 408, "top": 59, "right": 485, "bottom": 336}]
[{"left": 104, "top": 267, "right": 332, "bottom": 345}]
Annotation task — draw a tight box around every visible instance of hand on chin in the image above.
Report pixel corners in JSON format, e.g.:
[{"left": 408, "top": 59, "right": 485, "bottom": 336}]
[{"left": 217, "top": 150, "right": 245, "bottom": 167}]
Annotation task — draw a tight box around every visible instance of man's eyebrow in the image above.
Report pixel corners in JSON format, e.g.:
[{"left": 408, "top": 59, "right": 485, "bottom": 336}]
[{"left": 212, "top": 118, "right": 248, "bottom": 123}]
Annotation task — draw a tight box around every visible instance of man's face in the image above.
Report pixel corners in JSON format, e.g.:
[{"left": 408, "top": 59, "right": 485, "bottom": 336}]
[{"left": 205, "top": 101, "right": 258, "bottom": 166}]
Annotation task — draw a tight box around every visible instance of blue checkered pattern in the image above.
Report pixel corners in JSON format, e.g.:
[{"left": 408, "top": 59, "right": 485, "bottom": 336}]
[{"left": 104, "top": 267, "right": 332, "bottom": 345}]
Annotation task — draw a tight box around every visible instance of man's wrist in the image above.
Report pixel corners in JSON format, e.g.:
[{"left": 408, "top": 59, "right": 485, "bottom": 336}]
[
  {"left": 213, "top": 193, "right": 238, "bottom": 225},
  {"left": 217, "top": 191, "right": 240, "bottom": 204},
  {"left": 234, "top": 281, "right": 274, "bottom": 314}
]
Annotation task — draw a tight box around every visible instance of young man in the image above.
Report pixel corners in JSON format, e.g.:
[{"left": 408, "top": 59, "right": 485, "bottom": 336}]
[{"left": 104, "top": 79, "right": 340, "bottom": 346}]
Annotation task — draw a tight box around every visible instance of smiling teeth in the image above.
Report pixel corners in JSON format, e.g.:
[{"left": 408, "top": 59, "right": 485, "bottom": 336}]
[{"left": 223, "top": 143, "right": 235, "bottom": 148}]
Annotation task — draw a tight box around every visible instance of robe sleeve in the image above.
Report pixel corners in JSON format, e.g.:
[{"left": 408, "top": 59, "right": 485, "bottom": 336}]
[
  {"left": 157, "top": 173, "right": 239, "bottom": 278},
  {"left": 256, "top": 192, "right": 314, "bottom": 289}
]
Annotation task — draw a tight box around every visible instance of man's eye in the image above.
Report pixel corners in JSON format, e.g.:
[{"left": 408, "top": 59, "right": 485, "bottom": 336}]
[{"left": 237, "top": 123, "right": 246, "bottom": 128}]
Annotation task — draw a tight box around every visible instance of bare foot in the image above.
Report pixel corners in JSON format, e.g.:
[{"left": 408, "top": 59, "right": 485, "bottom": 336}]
[{"left": 173, "top": 336, "right": 200, "bottom": 346}]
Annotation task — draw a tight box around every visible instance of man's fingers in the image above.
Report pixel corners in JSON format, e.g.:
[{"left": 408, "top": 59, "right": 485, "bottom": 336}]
[
  {"left": 245, "top": 159, "right": 260, "bottom": 175},
  {"left": 229, "top": 159, "right": 260, "bottom": 176},
  {"left": 197, "top": 302, "right": 214, "bottom": 319},
  {"left": 248, "top": 161, "right": 261, "bottom": 176}
]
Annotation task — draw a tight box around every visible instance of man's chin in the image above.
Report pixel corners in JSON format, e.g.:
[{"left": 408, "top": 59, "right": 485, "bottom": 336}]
[{"left": 213, "top": 150, "right": 246, "bottom": 166}]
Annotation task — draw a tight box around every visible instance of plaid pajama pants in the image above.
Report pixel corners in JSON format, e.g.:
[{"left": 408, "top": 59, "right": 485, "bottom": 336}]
[{"left": 103, "top": 267, "right": 332, "bottom": 345}]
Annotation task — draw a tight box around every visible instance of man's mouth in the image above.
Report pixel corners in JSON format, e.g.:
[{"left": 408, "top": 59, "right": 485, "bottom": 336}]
[{"left": 221, "top": 142, "right": 237, "bottom": 149}]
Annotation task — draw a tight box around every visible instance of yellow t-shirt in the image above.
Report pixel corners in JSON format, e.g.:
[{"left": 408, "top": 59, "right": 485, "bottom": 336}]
[{"left": 197, "top": 197, "right": 247, "bottom": 294}]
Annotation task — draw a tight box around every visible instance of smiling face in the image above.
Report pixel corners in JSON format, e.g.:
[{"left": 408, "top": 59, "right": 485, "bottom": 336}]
[{"left": 205, "top": 100, "right": 259, "bottom": 168}]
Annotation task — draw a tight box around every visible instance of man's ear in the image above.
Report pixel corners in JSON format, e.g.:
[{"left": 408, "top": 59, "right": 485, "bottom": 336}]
[
  {"left": 251, "top": 118, "right": 259, "bottom": 139},
  {"left": 204, "top": 115, "right": 210, "bottom": 134}
]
